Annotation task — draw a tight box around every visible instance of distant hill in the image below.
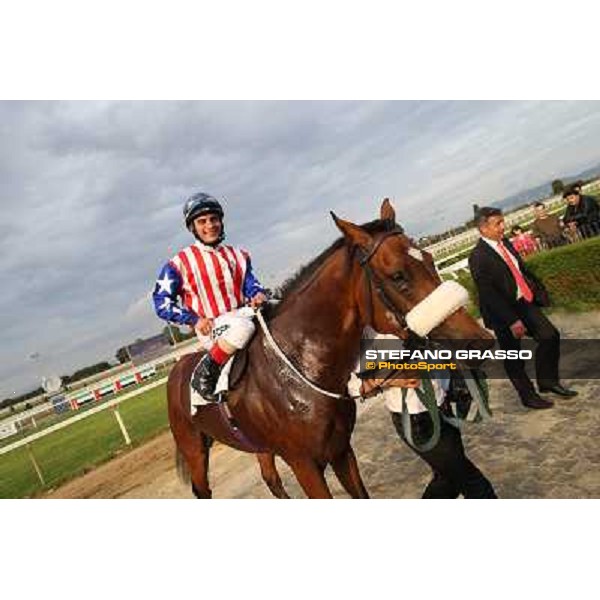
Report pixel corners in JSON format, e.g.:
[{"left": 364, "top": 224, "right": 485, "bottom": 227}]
[{"left": 490, "top": 162, "right": 600, "bottom": 212}]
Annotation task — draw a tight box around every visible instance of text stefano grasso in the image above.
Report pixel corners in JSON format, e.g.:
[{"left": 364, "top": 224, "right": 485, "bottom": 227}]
[{"left": 363, "top": 349, "right": 533, "bottom": 361}]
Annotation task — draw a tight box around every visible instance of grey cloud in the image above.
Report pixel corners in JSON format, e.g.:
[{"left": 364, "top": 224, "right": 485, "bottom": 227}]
[{"left": 2, "top": 100, "right": 600, "bottom": 396}]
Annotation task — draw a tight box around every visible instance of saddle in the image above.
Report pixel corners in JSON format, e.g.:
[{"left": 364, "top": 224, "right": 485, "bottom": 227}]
[{"left": 228, "top": 347, "right": 250, "bottom": 390}]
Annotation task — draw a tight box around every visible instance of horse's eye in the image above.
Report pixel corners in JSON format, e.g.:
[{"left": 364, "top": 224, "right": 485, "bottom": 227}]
[{"left": 392, "top": 271, "right": 406, "bottom": 284}]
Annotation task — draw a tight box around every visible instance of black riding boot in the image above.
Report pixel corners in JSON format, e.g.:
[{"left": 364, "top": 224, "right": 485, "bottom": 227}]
[{"left": 191, "top": 353, "right": 223, "bottom": 402}]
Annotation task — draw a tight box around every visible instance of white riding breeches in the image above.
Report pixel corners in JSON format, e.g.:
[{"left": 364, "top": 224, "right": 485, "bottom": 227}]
[{"left": 196, "top": 306, "right": 256, "bottom": 351}]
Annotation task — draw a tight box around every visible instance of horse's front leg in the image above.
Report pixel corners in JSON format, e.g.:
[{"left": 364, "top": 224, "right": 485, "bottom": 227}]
[
  {"left": 331, "top": 446, "right": 370, "bottom": 499},
  {"left": 256, "top": 452, "right": 290, "bottom": 499},
  {"left": 284, "top": 456, "right": 333, "bottom": 498}
]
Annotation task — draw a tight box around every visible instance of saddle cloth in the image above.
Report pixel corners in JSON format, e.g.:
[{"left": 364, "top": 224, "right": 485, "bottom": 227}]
[{"left": 190, "top": 356, "right": 235, "bottom": 416}]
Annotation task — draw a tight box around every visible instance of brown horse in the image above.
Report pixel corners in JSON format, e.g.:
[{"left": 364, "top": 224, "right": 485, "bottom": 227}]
[{"left": 168, "top": 199, "right": 494, "bottom": 498}]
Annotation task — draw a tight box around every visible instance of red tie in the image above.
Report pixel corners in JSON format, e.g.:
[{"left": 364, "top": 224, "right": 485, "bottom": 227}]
[{"left": 497, "top": 241, "right": 534, "bottom": 302}]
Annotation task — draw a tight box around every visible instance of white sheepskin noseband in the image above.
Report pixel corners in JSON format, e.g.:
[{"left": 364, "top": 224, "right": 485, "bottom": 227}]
[{"left": 405, "top": 280, "right": 470, "bottom": 337}]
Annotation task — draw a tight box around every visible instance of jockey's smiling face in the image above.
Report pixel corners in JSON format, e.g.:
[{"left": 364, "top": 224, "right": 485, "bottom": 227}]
[{"left": 193, "top": 213, "right": 223, "bottom": 245}]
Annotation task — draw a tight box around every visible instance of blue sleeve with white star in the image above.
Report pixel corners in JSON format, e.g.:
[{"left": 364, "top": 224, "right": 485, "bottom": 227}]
[
  {"left": 152, "top": 262, "right": 199, "bottom": 326},
  {"left": 242, "top": 257, "right": 265, "bottom": 299}
]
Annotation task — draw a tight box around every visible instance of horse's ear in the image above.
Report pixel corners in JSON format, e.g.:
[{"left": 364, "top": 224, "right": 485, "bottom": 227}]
[
  {"left": 380, "top": 198, "right": 396, "bottom": 222},
  {"left": 331, "top": 212, "right": 372, "bottom": 248}
]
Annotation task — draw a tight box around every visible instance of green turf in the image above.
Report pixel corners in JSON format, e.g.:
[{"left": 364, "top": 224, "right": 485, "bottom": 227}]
[
  {"left": 0, "top": 447, "right": 43, "bottom": 499},
  {"left": 117, "top": 386, "right": 169, "bottom": 443},
  {"left": 0, "top": 382, "right": 169, "bottom": 498}
]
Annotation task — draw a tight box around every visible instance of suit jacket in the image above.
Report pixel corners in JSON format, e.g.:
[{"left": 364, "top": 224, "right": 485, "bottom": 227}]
[
  {"left": 468, "top": 237, "right": 549, "bottom": 330},
  {"left": 563, "top": 195, "right": 600, "bottom": 228}
]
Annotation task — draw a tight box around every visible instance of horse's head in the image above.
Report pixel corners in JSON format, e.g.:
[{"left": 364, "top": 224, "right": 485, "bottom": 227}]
[{"left": 332, "top": 199, "right": 494, "bottom": 362}]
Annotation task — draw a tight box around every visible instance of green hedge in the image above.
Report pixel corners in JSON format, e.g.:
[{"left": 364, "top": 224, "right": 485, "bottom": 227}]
[
  {"left": 526, "top": 237, "right": 600, "bottom": 311},
  {"left": 452, "top": 237, "right": 600, "bottom": 314}
]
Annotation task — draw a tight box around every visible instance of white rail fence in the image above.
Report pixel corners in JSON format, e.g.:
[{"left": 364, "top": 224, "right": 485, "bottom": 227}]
[
  {"left": 0, "top": 338, "right": 202, "bottom": 441},
  {"left": 0, "top": 377, "right": 168, "bottom": 486}
]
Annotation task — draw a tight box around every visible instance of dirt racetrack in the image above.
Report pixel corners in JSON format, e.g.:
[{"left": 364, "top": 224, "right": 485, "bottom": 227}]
[{"left": 45, "top": 311, "right": 600, "bottom": 499}]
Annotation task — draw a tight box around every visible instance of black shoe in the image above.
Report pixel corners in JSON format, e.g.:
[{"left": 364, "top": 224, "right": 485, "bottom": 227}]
[
  {"left": 521, "top": 394, "right": 554, "bottom": 409},
  {"left": 538, "top": 384, "right": 578, "bottom": 398},
  {"left": 191, "top": 354, "right": 223, "bottom": 402}
]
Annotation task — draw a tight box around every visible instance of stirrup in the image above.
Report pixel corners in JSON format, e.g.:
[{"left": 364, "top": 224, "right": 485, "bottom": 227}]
[
  {"left": 208, "top": 391, "right": 226, "bottom": 404},
  {"left": 193, "top": 381, "right": 221, "bottom": 403},
  {"left": 191, "top": 360, "right": 222, "bottom": 403}
]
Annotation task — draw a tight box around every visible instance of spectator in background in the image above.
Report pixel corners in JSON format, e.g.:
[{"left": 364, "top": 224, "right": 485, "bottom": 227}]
[
  {"left": 563, "top": 186, "right": 600, "bottom": 239},
  {"left": 571, "top": 181, "right": 585, "bottom": 196},
  {"left": 468, "top": 207, "right": 577, "bottom": 409},
  {"left": 531, "top": 201, "right": 566, "bottom": 249},
  {"left": 561, "top": 215, "right": 579, "bottom": 244},
  {"left": 510, "top": 225, "right": 538, "bottom": 257}
]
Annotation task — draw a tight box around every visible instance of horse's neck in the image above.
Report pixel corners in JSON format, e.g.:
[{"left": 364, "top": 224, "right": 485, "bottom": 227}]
[{"left": 271, "top": 250, "right": 362, "bottom": 390}]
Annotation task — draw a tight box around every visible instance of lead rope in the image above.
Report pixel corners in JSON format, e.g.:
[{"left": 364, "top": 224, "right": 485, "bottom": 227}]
[
  {"left": 400, "top": 372, "right": 442, "bottom": 453},
  {"left": 465, "top": 370, "right": 492, "bottom": 420},
  {"left": 401, "top": 368, "right": 492, "bottom": 452},
  {"left": 255, "top": 309, "right": 345, "bottom": 399}
]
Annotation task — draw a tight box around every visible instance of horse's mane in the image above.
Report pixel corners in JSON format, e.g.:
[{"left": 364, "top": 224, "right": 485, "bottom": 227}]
[{"left": 276, "top": 218, "right": 400, "bottom": 302}]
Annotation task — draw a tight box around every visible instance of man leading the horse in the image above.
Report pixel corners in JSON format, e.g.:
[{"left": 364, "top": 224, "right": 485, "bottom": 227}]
[{"left": 152, "top": 192, "right": 267, "bottom": 401}]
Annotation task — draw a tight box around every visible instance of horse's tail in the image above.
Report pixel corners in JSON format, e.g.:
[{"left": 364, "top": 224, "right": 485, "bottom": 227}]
[{"left": 175, "top": 448, "right": 191, "bottom": 485}]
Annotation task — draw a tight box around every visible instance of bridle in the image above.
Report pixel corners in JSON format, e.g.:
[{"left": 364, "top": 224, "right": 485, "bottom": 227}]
[
  {"left": 355, "top": 224, "right": 416, "bottom": 341},
  {"left": 351, "top": 227, "right": 492, "bottom": 451}
]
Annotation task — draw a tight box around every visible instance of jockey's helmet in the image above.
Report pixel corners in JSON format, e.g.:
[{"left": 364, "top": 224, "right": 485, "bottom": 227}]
[
  {"left": 183, "top": 192, "right": 225, "bottom": 245},
  {"left": 183, "top": 193, "right": 224, "bottom": 230}
]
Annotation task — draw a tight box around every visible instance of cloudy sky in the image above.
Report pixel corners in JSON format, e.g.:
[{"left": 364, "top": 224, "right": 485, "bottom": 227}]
[{"left": 2, "top": 100, "right": 600, "bottom": 397}]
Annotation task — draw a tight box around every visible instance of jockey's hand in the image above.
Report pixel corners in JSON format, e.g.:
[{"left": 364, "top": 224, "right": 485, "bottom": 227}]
[
  {"left": 194, "top": 317, "right": 214, "bottom": 337},
  {"left": 249, "top": 292, "right": 267, "bottom": 309},
  {"left": 360, "top": 376, "right": 420, "bottom": 397}
]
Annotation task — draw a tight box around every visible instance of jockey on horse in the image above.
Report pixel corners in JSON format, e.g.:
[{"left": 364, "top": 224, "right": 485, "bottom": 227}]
[{"left": 152, "top": 192, "right": 267, "bottom": 401}]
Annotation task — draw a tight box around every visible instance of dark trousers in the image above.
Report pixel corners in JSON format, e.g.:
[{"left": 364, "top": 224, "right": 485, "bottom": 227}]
[
  {"left": 493, "top": 300, "right": 560, "bottom": 400},
  {"left": 391, "top": 411, "right": 497, "bottom": 499},
  {"left": 578, "top": 221, "right": 600, "bottom": 239}
]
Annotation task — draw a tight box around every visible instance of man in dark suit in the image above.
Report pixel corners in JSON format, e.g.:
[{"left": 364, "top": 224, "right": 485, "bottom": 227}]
[
  {"left": 468, "top": 207, "right": 577, "bottom": 409},
  {"left": 563, "top": 186, "right": 600, "bottom": 239}
]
